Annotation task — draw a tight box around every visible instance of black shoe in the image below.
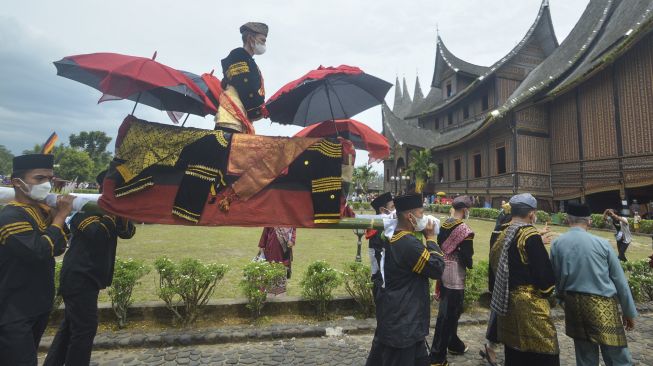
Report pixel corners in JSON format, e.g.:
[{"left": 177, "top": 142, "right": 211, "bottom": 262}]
[{"left": 447, "top": 345, "right": 468, "bottom": 355}]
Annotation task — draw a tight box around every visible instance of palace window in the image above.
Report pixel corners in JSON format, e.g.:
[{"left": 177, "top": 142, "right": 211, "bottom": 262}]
[
  {"left": 446, "top": 82, "right": 452, "bottom": 97},
  {"left": 496, "top": 146, "right": 507, "bottom": 174},
  {"left": 473, "top": 153, "right": 482, "bottom": 178},
  {"left": 454, "top": 158, "right": 462, "bottom": 181},
  {"left": 438, "top": 162, "right": 445, "bottom": 182},
  {"left": 448, "top": 112, "right": 453, "bottom": 125},
  {"left": 482, "top": 94, "right": 489, "bottom": 111},
  {"left": 463, "top": 105, "right": 470, "bottom": 119}
]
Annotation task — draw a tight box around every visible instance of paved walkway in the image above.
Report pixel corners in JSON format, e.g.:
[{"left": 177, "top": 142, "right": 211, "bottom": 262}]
[{"left": 39, "top": 312, "right": 653, "bottom": 365}]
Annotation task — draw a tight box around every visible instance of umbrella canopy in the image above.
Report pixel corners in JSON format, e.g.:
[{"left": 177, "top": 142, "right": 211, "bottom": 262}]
[
  {"left": 53, "top": 53, "right": 216, "bottom": 116},
  {"left": 266, "top": 65, "right": 392, "bottom": 126},
  {"left": 294, "top": 119, "right": 389, "bottom": 162}
]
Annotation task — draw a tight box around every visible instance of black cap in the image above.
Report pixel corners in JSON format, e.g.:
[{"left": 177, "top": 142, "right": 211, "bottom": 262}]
[
  {"left": 13, "top": 154, "right": 54, "bottom": 172},
  {"left": 567, "top": 202, "right": 591, "bottom": 217},
  {"left": 371, "top": 192, "right": 393, "bottom": 212},
  {"left": 452, "top": 195, "right": 472, "bottom": 209},
  {"left": 394, "top": 194, "right": 422, "bottom": 212}
]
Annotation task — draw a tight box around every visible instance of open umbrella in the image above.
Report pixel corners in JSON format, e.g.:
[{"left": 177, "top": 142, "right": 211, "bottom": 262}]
[
  {"left": 266, "top": 65, "right": 392, "bottom": 127},
  {"left": 294, "top": 119, "right": 389, "bottom": 162},
  {"left": 53, "top": 52, "right": 217, "bottom": 117}
]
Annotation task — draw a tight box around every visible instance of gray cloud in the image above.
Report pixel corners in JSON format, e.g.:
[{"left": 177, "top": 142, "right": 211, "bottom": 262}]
[{"left": 0, "top": 0, "right": 587, "bottom": 164}]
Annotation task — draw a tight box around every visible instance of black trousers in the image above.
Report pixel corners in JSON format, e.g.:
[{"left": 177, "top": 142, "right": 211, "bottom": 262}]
[
  {"left": 44, "top": 290, "right": 99, "bottom": 366},
  {"left": 504, "top": 345, "right": 560, "bottom": 366},
  {"left": 617, "top": 240, "right": 629, "bottom": 261},
  {"left": 0, "top": 312, "right": 50, "bottom": 366},
  {"left": 429, "top": 286, "right": 465, "bottom": 363},
  {"left": 366, "top": 336, "right": 430, "bottom": 366}
]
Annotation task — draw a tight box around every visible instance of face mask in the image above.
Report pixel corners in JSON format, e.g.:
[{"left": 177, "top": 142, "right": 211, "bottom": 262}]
[
  {"left": 411, "top": 214, "right": 429, "bottom": 232},
  {"left": 18, "top": 179, "right": 51, "bottom": 201},
  {"left": 253, "top": 42, "right": 266, "bottom": 55},
  {"left": 381, "top": 208, "right": 396, "bottom": 219}
]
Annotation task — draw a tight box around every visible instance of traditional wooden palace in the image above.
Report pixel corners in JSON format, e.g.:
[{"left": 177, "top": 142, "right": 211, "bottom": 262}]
[{"left": 383, "top": 0, "right": 653, "bottom": 213}]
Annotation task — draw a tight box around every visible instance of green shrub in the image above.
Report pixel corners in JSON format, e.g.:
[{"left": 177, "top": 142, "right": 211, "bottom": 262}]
[
  {"left": 107, "top": 258, "right": 150, "bottom": 328},
  {"left": 639, "top": 219, "right": 653, "bottom": 234},
  {"left": 361, "top": 202, "right": 372, "bottom": 210},
  {"left": 469, "top": 208, "right": 500, "bottom": 219},
  {"left": 621, "top": 259, "right": 653, "bottom": 302},
  {"left": 536, "top": 210, "right": 551, "bottom": 224},
  {"left": 53, "top": 261, "right": 63, "bottom": 310},
  {"left": 342, "top": 262, "right": 375, "bottom": 318},
  {"left": 464, "top": 260, "right": 489, "bottom": 309},
  {"left": 154, "top": 257, "right": 228, "bottom": 326},
  {"left": 240, "top": 261, "right": 288, "bottom": 319},
  {"left": 351, "top": 202, "right": 361, "bottom": 210},
  {"left": 590, "top": 214, "right": 606, "bottom": 229},
  {"left": 301, "top": 260, "right": 342, "bottom": 319},
  {"left": 432, "top": 204, "right": 452, "bottom": 214}
]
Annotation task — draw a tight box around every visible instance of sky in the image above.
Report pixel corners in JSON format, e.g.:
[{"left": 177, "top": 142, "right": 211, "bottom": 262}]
[{"left": 0, "top": 0, "right": 588, "bottom": 168}]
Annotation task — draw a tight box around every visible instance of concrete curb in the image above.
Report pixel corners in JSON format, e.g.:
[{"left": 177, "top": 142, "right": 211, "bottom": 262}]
[{"left": 39, "top": 301, "right": 653, "bottom": 352}]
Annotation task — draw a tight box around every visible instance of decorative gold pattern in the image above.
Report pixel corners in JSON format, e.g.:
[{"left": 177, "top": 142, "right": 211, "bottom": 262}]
[
  {"left": 225, "top": 61, "right": 250, "bottom": 78},
  {"left": 307, "top": 140, "right": 343, "bottom": 158},
  {"left": 0, "top": 221, "right": 32, "bottom": 245},
  {"left": 563, "top": 292, "right": 627, "bottom": 347},
  {"left": 516, "top": 226, "right": 539, "bottom": 264},
  {"left": 114, "top": 176, "right": 154, "bottom": 198},
  {"left": 390, "top": 231, "right": 413, "bottom": 243},
  {"left": 497, "top": 285, "right": 559, "bottom": 355},
  {"left": 412, "top": 248, "right": 431, "bottom": 274},
  {"left": 311, "top": 177, "right": 342, "bottom": 193},
  {"left": 7, "top": 202, "right": 50, "bottom": 230}
]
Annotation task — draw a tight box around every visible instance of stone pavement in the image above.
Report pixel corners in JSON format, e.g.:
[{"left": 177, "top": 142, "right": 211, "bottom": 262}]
[{"left": 38, "top": 311, "right": 653, "bottom": 365}]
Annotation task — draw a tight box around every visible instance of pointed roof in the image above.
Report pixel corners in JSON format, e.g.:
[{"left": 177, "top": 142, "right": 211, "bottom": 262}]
[
  {"left": 392, "top": 76, "right": 403, "bottom": 111},
  {"left": 431, "top": 36, "right": 490, "bottom": 88},
  {"left": 496, "top": 0, "right": 614, "bottom": 115},
  {"left": 412, "top": 0, "right": 558, "bottom": 118},
  {"left": 413, "top": 76, "right": 425, "bottom": 104},
  {"left": 401, "top": 77, "right": 412, "bottom": 106}
]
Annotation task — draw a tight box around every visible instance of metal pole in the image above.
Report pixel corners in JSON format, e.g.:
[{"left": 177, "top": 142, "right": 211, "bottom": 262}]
[
  {"left": 354, "top": 231, "right": 364, "bottom": 262},
  {"left": 324, "top": 80, "right": 340, "bottom": 136},
  {"left": 181, "top": 113, "right": 190, "bottom": 127},
  {"left": 131, "top": 92, "right": 142, "bottom": 116}
]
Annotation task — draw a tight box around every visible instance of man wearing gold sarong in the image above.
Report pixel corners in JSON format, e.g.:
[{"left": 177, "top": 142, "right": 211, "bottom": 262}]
[
  {"left": 490, "top": 193, "right": 559, "bottom": 366},
  {"left": 550, "top": 202, "right": 637, "bottom": 366},
  {"left": 215, "top": 22, "right": 269, "bottom": 133}
]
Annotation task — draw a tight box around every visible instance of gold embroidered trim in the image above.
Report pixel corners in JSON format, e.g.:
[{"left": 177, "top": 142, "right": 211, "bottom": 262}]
[
  {"left": 0, "top": 223, "right": 33, "bottom": 244},
  {"left": 172, "top": 206, "right": 200, "bottom": 223},
  {"left": 42, "top": 234, "right": 55, "bottom": 257},
  {"left": 517, "top": 226, "right": 539, "bottom": 264},
  {"left": 8, "top": 202, "right": 49, "bottom": 230},
  {"left": 412, "top": 248, "right": 431, "bottom": 274},
  {"left": 115, "top": 176, "right": 154, "bottom": 197},
  {"left": 390, "top": 231, "right": 412, "bottom": 243},
  {"left": 226, "top": 62, "right": 250, "bottom": 78}
]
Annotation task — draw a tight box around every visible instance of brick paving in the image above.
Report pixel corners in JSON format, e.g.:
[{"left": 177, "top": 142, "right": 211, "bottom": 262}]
[{"left": 38, "top": 311, "right": 653, "bottom": 365}]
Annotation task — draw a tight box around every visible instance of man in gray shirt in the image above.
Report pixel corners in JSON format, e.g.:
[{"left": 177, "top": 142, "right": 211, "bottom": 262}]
[{"left": 550, "top": 202, "right": 637, "bottom": 366}]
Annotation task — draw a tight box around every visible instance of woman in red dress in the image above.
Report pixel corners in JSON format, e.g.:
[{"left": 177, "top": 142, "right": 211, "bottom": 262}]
[{"left": 258, "top": 227, "right": 296, "bottom": 295}]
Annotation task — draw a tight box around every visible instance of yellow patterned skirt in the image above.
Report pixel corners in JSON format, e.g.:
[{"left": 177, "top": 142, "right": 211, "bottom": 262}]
[
  {"left": 498, "top": 286, "right": 559, "bottom": 355},
  {"left": 563, "top": 292, "right": 627, "bottom": 347},
  {"left": 215, "top": 86, "right": 246, "bottom": 132}
]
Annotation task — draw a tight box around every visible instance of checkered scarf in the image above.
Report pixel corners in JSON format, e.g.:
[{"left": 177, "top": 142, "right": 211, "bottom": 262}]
[{"left": 490, "top": 222, "right": 528, "bottom": 316}]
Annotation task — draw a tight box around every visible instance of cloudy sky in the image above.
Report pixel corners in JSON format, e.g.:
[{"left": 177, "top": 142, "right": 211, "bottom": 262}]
[{"left": 1, "top": 0, "right": 588, "bottom": 166}]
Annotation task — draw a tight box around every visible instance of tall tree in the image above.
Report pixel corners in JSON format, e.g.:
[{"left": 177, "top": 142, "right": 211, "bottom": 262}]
[
  {"left": 69, "top": 131, "right": 113, "bottom": 177},
  {"left": 404, "top": 149, "right": 438, "bottom": 194},
  {"left": 0, "top": 145, "right": 14, "bottom": 175},
  {"left": 352, "top": 165, "right": 379, "bottom": 193},
  {"left": 56, "top": 147, "right": 95, "bottom": 182}
]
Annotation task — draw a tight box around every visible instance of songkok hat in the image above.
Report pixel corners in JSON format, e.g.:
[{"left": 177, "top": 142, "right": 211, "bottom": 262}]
[
  {"left": 452, "top": 195, "right": 472, "bottom": 209},
  {"left": 13, "top": 154, "right": 54, "bottom": 172},
  {"left": 509, "top": 193, "right": 537, "bottom": 209},
  {"left": 394, "top": 194, "right": 422, "bottom": 212},
  {"left": 240, "top": 22, "right": 268, "bottom": 36},
  {"left": 371, "top": 192, "right": 393, "bottom": 212},
  {"left": 567, "top": 202, "right": 591, "bottom": 217}
]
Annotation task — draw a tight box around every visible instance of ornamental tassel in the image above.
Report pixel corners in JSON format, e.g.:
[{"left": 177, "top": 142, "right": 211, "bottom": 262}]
[{"left": 218, "top": 188, "right": 237, "bottom": 213}]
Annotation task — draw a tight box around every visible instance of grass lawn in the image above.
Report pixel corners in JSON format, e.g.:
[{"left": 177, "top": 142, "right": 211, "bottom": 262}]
[{"left": 99, "top": 215, "right": 652, "bottom": 303}]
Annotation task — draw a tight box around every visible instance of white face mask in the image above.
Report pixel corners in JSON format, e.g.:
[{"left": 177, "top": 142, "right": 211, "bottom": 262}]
[
  {"left": 411, "top": 214, "right": 429, "bottom": 232},
  {"left": 253, "top": 42, "right": 266, "bottom": 55},
  {"left": 381, "top": 208, "right": 396, "bottom": 219},
  {"left": 19, "top": 179, "right": 51, "bottom": 201}
]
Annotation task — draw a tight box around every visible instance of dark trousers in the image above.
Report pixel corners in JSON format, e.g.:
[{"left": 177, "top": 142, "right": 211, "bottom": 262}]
[
  {"left": 0, "top": 312, "right": 50, "bottom": 366},
  {"left": 617, "top": 240, "right": 629, "bottom": 261},
  {"left": 430, "top": 286, "right": 465, "bottom": 363},
  {"left": 366, "top": 337, "right": 430, "bottom": 366},
  {"left": 505, "top": 345, "right": 560, "bottom": 366},
  {"left": 44, "top": 290, "right": 99, "bottom": 366}
]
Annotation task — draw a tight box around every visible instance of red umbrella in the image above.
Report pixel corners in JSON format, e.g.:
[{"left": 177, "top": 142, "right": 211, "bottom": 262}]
[
  {"left": 266, "top": 65, "right": 392, "bottom": 127},
  {"left": 294, "top": 119, "right": 390, "bottom": 162},
  {"left": 53, "top": 52, "right": 216, "bottom": 116}
]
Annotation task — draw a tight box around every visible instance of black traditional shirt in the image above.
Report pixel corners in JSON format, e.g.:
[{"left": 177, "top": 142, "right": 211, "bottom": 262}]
[
  {"left": 0, "top": 201, "right": 69, "bottom": 324},
  {"left": 59, "top": 213, "right": 135, "bottom": 295},
  {"left": 375, "top": 231, "right": 445, "bottom": 348},
  {"left": 221, "top": 47, "right": 265, "bottom": 120}
]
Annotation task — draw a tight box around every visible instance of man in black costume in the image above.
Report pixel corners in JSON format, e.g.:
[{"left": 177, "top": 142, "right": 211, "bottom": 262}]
[
  {"left": 366, "top": 194, "right": 445, "bottom": 366},
  {"left": 368, "top": 192, "right": 394, "bottom": 296}
]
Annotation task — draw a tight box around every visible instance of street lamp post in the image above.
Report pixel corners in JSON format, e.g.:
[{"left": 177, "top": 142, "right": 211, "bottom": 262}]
[{"left": 352, "top": 228, "right": 365, "bottom": 262}]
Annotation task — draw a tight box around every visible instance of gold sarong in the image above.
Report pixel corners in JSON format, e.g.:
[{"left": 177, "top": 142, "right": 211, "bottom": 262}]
[
  {"left": 498, "top": 285, "right": 559, "bottom": 355},
  {"left": 564, "top": 292, "right": 627, "bottom": 347}
]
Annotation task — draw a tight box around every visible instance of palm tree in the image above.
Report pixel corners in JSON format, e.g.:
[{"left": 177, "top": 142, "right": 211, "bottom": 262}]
[
  {"left": 352, "top": 165, "right": 379, "bottom": 193},
  {"left": 404, "top": 149, "right": 438, "bottom": 194}
]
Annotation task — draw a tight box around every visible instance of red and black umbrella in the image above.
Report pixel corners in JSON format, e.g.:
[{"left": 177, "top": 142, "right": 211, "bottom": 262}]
[
  {"left": 53, "top": 52, "right": 217, "bottom": 117},
  {"left": 294, "top": 119, "right": 390, "bottom": 162},
  {"left": 266, "top": 65, "right": 392, "bottom": 127}
]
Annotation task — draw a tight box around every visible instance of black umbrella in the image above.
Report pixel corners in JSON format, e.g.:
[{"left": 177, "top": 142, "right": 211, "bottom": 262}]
[{"left": 266, "top": 65, "right": 393, "bottom": 127}]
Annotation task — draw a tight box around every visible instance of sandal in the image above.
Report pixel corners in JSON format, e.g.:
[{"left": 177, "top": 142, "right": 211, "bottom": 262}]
[{"left": 479, "top": 343, "right": 498, "bottom": 366}]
